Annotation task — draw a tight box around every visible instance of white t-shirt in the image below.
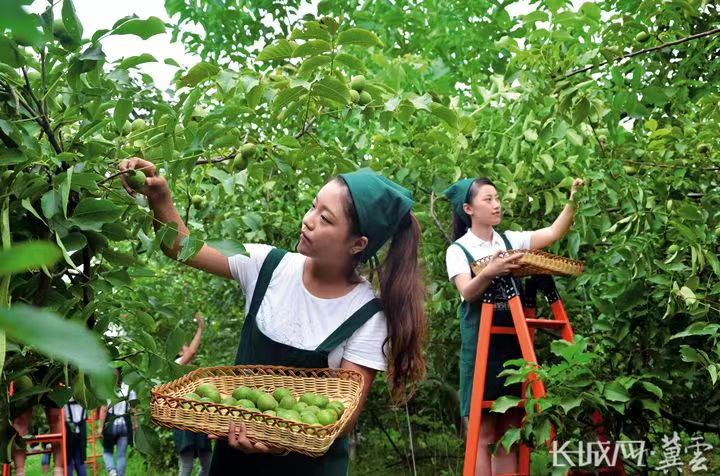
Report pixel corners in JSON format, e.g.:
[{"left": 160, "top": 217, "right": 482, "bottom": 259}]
[
  {"left": 446, "top": 229, "right": 533, "bottom": 283},
  {"left": 107, "top": 382, "right": 136, "bottom": 426},
  {"left": 228, "top": 244, "right": 388, "bottom": 371}
]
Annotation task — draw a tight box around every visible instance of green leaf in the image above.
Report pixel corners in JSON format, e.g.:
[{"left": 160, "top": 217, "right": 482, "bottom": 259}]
[
  {"left": 177, "top": 236, "right": 204, "bottom": 262},
  {"left": 256, "top": 39, "right": 296, "bottom": 62},
  {"left": 134, "top": 424, "right": 161, "bottom": 456},
  {"left": 71, "top": 199, "right": 124, "bottom": 231},
  {"left": 114, "top": 98, "right": 133, "bottom": 132},
  {"left": 312, "top": 76, "right": 350, "bottom": 104},
  {"left": 603, "top": 382, "right": 630, "bottom": 402},
  {"left": 428, "top": 102, "right": 458, "bottom": 128},
  {"left": 273, "top": 86, "right": 307, "bottom": 114},
  {"left": 337, "top": 28, "right": 384, "bottom": 48},
  {"left": 0, "top": 0, "right": 43, "bottom": 46},
  {"left": 499, "top": 427, "right": 521, "bottom": 453},
  {"left": 573, "top": 97, "right": 589, "bottom": 124},
  {"left": 558, "top": 397, "right": 582, "bottom": 412},
  {"left": 292, "top": 39, "right": 332, "bottom": 58},
  {"left": 491, "top": 395, "right": 521, "bottom": 413},
  {"left": 178, "top": 62, "right": 220, "bottom": 88},
  {"left": 206, "top": 240, "right": 247, "bottom": 257},
  {"left": 0, "top": 242, "right": 62, "bottom": 276},
  {"left": 118, "top": 53, "right": 157, "bottom": 70},
  {"left": 164, "top": 325, "right": 185, "bottom": 360},
  {"left": 334, "top": 53, "right": 366, "bottom": 72},
  {"left": 60, "top": 167, "right": 72, "bottom": 219},
  {"left": 298, "top": 55, "right": 332, "bottom": 78},
  {"left": 242, "top": 212, "right": 263, "bottom": 231},
  {"left": 61, "top": 0, "right": 83, "bottom": 42},
  {"left": 112, "top": 16, "right": 166, "bottom": 40},
  {"left": 79, "top": 43, "right": 105, "bottom": 61},
  {"left": 290, "top": 22, "right": 332, "bottom": 42},
  {"left": 0, "top": 36, "right": 24, "bottom": 67},
  {"left": 640, "top": 381, "right": 663, "bottom": 398},
  {"left": 0, "top": 304, "right": 110, "bottom": 376}
]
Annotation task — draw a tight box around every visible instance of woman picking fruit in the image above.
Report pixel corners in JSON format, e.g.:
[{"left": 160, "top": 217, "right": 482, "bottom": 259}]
[
  {"left": 119, "top": 158, "right": 427, "bottom": 475},
  {"left": 173, "top": 312, "right": 212, "bottom": 476},
  {"left": 443, "top": 176, "right": 583, "bottom": 475}
]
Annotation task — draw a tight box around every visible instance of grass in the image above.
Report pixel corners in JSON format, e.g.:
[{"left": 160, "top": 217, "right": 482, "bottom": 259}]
[{"left": 22, "top": 450, "right": 175, "bottom": 476}]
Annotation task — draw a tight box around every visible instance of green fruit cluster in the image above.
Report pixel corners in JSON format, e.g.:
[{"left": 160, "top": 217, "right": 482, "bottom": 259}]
[
  {"left": 349, "top": 76, "right": 372, "bottom": 106},
  {"left": 182, "top": 384, "right": 345, "bottom": 426}
]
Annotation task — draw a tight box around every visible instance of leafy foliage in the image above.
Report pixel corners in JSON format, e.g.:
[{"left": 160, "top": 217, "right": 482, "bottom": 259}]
[{"left": 2, "top": 0, "right": 720, "bottom": 473}]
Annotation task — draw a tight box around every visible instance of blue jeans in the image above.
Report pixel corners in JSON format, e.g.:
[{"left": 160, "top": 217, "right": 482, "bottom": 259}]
[
  {"left": 68, "top": 434, "right": 87, "bottom": 476},
  {"left": 102, "top": 435, "right": 128, "bottom": 476},
  {"left": 178, "top": 449, "right": 211, "bottom": 476}
]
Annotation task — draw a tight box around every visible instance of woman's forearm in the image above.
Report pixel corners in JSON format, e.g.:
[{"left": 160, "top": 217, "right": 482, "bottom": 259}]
[
  {"left": 460, "top": 271, "right": 494, "bottom": 303},
  {"left": 148, "top": 191, "right": 191, "bottom": 259}
]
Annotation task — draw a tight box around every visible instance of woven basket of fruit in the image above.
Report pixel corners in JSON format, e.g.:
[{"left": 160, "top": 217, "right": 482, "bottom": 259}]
[
  {"left": 150, "top": 365, "right": 362, "bottom": 457},
  {"left": 470, "top": 249, "right": 585, "bottom": 277}
]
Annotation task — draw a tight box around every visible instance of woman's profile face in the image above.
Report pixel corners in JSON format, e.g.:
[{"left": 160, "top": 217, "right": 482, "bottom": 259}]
[
  {"left": 465, "top": 184, "right": 502, "bottom": 226},
  {"left": 298, "top": 180, "right": 366, "bottom": 264}
]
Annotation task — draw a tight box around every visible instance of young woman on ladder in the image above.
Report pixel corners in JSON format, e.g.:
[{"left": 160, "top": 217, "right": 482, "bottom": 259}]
[{"left": 443, "top": 176, "right": 583, "bottom": 475}]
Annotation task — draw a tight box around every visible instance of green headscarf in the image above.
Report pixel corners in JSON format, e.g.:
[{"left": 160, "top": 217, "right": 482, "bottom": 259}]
[
  {"left": 339, "top": 168, "right": 414, "bottom": 263},
  {"left": 442, "top": 178, "right": 476, "bottom": 227}
]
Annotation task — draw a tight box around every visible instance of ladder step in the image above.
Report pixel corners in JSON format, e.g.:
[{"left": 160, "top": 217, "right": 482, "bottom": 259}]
[
  {"left": 526, "top": 318, "right": 567, "bottom": 329},
  {"left": 22, "top": 433, "right": 62, "bottom": 444}
]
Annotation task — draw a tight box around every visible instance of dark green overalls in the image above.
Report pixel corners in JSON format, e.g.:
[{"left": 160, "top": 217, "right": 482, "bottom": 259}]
[
  {"left": 173, "top": 428, "right": 211, "bottom": 456},
  {"left": 454, "top": 234, "right": 522, "bottom": 417},
  {"left": 209, "top": 248, "right": 381, "bottom": 476}
]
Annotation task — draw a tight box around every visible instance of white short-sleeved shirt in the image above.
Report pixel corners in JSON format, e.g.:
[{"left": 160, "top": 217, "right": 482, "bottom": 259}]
[
  {"left": 108, "top": 382, "right": 136, "bottom": 426},
  {"left": 228, "top": 244, "right": 388, "bottom": 371},
  {"left": 445, "top": 229, "right": 533, "bottom": 284}
]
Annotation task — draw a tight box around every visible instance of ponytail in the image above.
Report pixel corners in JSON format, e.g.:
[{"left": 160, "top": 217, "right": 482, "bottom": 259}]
[
  {"left": 378, "top": 213, "right": 427, "bottom": 404},
  {"left": 334, "top": 177, "right": 427, "bottom": 404}
]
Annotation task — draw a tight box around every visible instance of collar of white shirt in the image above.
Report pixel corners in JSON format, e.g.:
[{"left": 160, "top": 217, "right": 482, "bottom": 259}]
[{"left": 462, "top": 229, "right": 502, "bottom": 248}]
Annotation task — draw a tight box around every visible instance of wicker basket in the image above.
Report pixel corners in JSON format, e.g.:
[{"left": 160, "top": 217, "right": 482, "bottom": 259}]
[
  {"left": 470, "top": 249, "right": 584, "bottom": 277},
  {"left": 150, "top": 365, "right": 363, "bottom": 457}
]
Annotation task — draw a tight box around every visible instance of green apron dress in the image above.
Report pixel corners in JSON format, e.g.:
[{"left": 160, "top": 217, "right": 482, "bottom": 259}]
[
  {"left": 455, "top": 233, "right": 522, "bottom": 417},
  {"left": 209, "top": 248, "right": 382, "bottom": 476}
]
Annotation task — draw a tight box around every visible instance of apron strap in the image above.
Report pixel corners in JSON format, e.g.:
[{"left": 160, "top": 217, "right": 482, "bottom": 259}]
[
  {"left": 453, "top": 242, "right": 476, "bottom": 277},
  {"left": 246, "top": 248, "right": 287, "bottom": 321},
  {"left": 315, "top": 298, "right": 383, "bottom": 353},
  {"left": 498, "top": 232, "right": 513, "bottom": 251}
]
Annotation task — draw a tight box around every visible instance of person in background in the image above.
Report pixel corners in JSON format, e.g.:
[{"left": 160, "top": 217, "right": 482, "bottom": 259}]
[
  {"left": 63, "top": 398, "right": 88, "bottom": 476},
  {"left": 173, "top": 312, "right": 212, "bottom": 476},
  {"left": 98, "top": 368, "right": 137, "bottom": 476}
]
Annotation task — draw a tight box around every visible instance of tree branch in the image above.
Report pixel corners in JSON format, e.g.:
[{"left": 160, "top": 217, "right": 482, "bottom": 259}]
[
  {"left": 661, "top": 409, "right": 720, "bottom": 433},
  {"left": 429, "top": 191, "right": 452, "bottom": 245},
  {"left": 564, "top": 27, "right": 720, "bottom": 79}
]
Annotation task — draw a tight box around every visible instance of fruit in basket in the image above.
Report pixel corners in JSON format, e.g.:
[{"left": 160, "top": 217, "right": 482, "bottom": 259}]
[
  {"left": 315, "top": 394, "right": 329, "bottom": 408},
  {"left": 317, "top": 409, "right": 338, "bottom": 426},
  {"left": 305, "top": 405, "right": 321, "bottom": 414},
  {"left": 200, "top": 397, "right": 215, "bottom": 404},
  {"left": 236, "top": 399, "right": 256, "bottom": 409},
  {"left": 328, "top": 401, "right": 345, "bottom": 417},
  {"left": 183, "top": 392, "right": 200, "bottom": 401},
  {"left": 263, "top": 410, "right": 277, "bottom": 417},
  {"left": 295, "top": 401, "right": 308, "bottom": 412},
  {"left": 278, "top": 395, "right": 296, "bottom": 410},
  {"left": 300, "top": 412, "right": 319, "bottom": 425},
  {"left": 221, "top": 396, "right": 237, "bottom": 406},
  {"left": 257, "top": 393, "right": 278, "bottom": 411},
  {"left": 196, "top": 383, "right": 219, "bottom": 397},
  {"left": 232, "top": 386, "right": 253, "bottom": 401},
  {"left": 247, "top": 389, "right": 261, "bottom": 404},
  {"left": 273, "top": 387, "right": 292, "bottom": 402}
]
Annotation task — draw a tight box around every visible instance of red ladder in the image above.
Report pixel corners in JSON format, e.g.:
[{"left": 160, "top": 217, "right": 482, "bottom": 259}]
[
  {"left": 463, "top": 275, "right": 626, "bottom": 476},
  {"left": 2, "top": 381, "right": 68, "bottom": 476}
]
